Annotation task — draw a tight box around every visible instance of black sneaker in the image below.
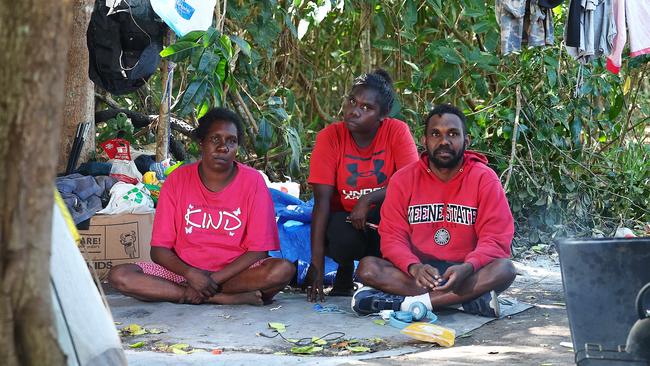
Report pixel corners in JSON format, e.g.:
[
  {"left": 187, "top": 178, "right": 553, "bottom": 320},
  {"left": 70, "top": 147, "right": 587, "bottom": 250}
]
[
  {"left": 461, "top": 290, "right": 500, "bottom": 318},
  {"left": 351, "top": 286, "right": 405, "bottom": 315}
]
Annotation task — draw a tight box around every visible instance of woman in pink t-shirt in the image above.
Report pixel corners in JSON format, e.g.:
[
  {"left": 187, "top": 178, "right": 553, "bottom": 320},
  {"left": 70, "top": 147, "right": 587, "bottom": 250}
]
[
  {"left": 306, "top": 70, "right": 419, "bottom": 302},
  {"left": 108, "top": 108, "right": 295, "bottom": 305}
]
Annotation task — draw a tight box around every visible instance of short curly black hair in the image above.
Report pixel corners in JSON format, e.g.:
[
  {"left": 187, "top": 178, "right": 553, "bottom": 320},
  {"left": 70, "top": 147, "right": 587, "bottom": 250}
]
[
  {"left": 424, "top": 104, "right": 467, "bottom": 135},
  {"left": 192, "top": 107, "right": 244, "bottom": 143},
  {"left": 351, "top": 68, "right": 395, "bottom": 116}
]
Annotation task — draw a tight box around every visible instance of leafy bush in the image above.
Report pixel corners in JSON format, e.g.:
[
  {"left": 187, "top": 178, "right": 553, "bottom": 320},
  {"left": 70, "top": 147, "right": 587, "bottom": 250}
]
[{"left": 109, "top": 1, "right": 650, "bottom": 249}]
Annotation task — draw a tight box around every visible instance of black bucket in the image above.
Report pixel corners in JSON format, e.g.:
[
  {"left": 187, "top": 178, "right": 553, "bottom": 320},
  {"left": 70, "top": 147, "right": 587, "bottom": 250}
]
[{"left": 558, "top": 238, "right": 650, "bottom": 365}]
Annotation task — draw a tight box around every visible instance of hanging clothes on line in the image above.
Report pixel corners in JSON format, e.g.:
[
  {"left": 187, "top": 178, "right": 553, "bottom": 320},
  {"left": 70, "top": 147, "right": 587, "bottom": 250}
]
[
  {"left": 606, "top": 0, "right": 650, "bottom": 74},
  {"left": 564, "top": 0, "right": 617, "bottom": 64},
  {"left": 496, "top": 0, "right": 555, "bottom": 55}
]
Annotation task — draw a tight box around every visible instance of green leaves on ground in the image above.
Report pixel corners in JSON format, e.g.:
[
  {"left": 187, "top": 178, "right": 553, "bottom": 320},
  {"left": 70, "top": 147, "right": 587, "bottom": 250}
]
[
  {"left": 290, "top": 345, "right": 323, "bottom": 354},
  {"left": 268, "top": 322, "right": 287, "bottom": 333}
]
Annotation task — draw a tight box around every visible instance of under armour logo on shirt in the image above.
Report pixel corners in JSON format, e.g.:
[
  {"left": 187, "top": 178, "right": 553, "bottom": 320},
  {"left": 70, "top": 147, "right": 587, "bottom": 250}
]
[{"left": 346, "top": 160, "right": 387, "bottom": 187}]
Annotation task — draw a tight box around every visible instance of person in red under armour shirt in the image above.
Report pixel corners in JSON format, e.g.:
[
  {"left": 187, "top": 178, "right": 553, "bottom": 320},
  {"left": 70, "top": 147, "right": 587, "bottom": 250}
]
[
  {"left": 108, "top": 108, "right": 295, "bottom": 306},
  {"left": 352, "top": 104, "right": 516, "bottom": 317},
  {"left": 306, "top": 69, "right": 418, "bottom": 301}
]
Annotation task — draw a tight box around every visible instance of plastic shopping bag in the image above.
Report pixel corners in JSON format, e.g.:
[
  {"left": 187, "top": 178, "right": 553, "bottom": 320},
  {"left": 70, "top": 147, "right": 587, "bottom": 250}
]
[
  {"left": 100, "top": 138, "right": 143, "bottom": 185},
  {"left": 97, "top": 182, "right": 154, "bottom": 214},
  {"left": 150, "top": 0, "right": 216, "bottom": 36}
]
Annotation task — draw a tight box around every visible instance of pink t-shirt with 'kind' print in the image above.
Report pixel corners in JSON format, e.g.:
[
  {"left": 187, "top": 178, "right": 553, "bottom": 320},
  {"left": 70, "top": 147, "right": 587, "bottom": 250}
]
[{"left": 151, "top": 162, "right": 280, "bottom": 272}]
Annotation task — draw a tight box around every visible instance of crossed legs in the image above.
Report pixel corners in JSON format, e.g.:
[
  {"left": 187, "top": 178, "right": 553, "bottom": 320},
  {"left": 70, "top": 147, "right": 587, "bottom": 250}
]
[
  {"left": 108, "top": 258, "right": 295, "bottom": 305},
  {"left": 356, "top": 257, "right": 516, "bottom": 308}
]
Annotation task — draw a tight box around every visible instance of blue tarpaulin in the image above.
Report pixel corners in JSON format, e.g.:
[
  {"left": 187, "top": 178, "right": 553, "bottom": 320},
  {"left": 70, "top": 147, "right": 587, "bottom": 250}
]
[{"left": 268, "top": 188, "right": 339, "bottom": 285}]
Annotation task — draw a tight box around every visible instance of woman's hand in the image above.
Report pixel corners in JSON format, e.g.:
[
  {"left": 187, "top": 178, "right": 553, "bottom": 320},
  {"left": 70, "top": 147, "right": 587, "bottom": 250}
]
[
  {"left": 184, "top": 267, "right": 220, "bottom": 297},
  {"left": 349, "top": 196, "right": 372, "bottom": 230},
  {"left": 305, "top": 263, "right": 325, "bottom": 302}
]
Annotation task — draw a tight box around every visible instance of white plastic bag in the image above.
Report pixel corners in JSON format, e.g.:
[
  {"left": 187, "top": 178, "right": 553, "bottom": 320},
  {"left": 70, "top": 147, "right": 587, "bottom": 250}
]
[
  {"left": 97, "top": 182, "right": 154, "bottom": 215},
  {"left": 150, "top": 0, "right": 216, "bottom": 36},
  {"left": 100, "top": 138, "right": 143, "bottom": 185},
  {"left": 258, "top": 170, "right": 301, "bottom": 198}
]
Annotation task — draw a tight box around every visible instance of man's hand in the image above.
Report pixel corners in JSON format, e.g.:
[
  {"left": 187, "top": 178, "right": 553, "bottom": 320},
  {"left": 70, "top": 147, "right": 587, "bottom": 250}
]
[
  {"left": 305, "top": 263, "right": 325, "bottom": 302},
  {"left": 408, "top": 263, "right": 445, "bottom": 290},
  {"left": 184, "top": 267, "right": 220, "bottom": 297},
  {"left": 349, "top": 197, "right": 372, "bottom": 231},
  {"left": 180, "top": 286, "right": 205, "bottom": 304},
  {"left": 434, "top": 263, "right": 474, "bottom": 292}
]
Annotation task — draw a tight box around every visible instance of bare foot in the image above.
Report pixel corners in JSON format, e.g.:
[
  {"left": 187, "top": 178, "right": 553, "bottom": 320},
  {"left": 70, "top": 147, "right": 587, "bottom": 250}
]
[{"left": 206, "top": 290, "right": 263, "bottom": 305}]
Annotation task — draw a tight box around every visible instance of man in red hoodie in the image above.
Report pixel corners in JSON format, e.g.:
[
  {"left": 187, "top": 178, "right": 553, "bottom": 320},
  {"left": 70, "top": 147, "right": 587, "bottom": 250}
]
[{"left": 351, "top": 104, "right": 516, "bottom": 317}]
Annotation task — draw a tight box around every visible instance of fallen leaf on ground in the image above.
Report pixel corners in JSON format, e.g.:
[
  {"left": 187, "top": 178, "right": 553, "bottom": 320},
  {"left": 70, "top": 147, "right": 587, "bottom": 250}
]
[
  {"left": 147, "top": 328, "right": 165, "bottom": 334},
  {"left": 268, "top": 322, "right": 287, "bottom": 333},
  {"left": 331, "top": 341, "right": 349, "bottom": 348},
  {"left": 114, "top": 322, "right": 122, "bottom": 325},
  {"left": 170, "top": 343, "right": 190, "bottom": 350},
  {"left": 129, "top": 341, "right": 145, "bottom": 348},
  {"left": 211, "top": 349, "right": 223, "bottom": 355},
  {"left": 122, "top": 324, "right": 147, "bottom": 336},
  {"left": 172, "top": 348, "right": 188, "bottom": 355},
  {"left": 346, "top": 346, "right": 371, "bottom": 353},
  {"left": 291, "top": 345, "right": 323, "bottom": 354},
  {"left": 369, "top": 338, "right": 384, "bottom": 343},
  {"left": 373, "top": 319, "right": 386, "bottom": 326},
  {"left": 458, "top": 333, "right": 472, "bottom": 339},
  {"left": 311, "top": 337, "right": 327, "bottom": 345}
]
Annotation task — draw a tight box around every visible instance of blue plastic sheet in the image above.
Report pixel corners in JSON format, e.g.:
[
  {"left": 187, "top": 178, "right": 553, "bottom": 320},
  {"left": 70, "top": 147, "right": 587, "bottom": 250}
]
[{"left": 268, "top": 188, "right": 338, "bottom": 285}]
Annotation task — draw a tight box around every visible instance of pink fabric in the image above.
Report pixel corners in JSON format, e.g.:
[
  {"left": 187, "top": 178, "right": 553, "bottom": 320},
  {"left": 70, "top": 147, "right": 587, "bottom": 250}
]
[
  {"left": 626, "top": 1, "right": 650, "bottom": 57},
  {"left": 136, "top": 257, "right": 272, "bottom": 284},
  {"left": 607, "top": 0, "right": 650, "bottom": 74},
  {"left": 151, "top": 162, "right": 280, "bottom": 272},
  {"left": 136, "top": 261, "right": 186, "bottom": 284},
  {"left": 606, "top": 0, "right": 627, "bottom": 74}
]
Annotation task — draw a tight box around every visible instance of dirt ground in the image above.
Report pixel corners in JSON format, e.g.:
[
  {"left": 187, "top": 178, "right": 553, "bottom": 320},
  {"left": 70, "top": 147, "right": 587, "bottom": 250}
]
[{"left": 341, "top": 255, "right": 575, "bottom": 366}]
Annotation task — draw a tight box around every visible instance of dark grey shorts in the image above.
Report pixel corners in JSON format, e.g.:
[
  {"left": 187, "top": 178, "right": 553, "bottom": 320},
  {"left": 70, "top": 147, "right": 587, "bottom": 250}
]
[{"left": 423, "top": 259, "right": 462, "bottom": 275}]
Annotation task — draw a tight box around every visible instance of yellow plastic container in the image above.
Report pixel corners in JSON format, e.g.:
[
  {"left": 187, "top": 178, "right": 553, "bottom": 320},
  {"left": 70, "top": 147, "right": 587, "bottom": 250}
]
[{"left": 401, "top": 322, "right": 456, "bottom": 347}]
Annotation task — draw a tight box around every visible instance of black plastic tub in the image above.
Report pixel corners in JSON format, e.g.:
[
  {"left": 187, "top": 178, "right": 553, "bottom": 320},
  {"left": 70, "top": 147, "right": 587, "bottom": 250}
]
[{"left": 557, "top": 237, "right": 650, "bottom": 365}]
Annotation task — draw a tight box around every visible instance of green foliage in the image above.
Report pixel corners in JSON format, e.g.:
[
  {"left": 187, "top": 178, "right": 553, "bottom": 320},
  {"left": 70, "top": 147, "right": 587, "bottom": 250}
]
[
  {"left": 109, "top": 1, "right": 649, "bottom": 250},
  {"left": 96, "top": 112, "right": 135, "bottom": 144},
  {"left": 160, "top": 27, "right": 240, "bottom": 117}
]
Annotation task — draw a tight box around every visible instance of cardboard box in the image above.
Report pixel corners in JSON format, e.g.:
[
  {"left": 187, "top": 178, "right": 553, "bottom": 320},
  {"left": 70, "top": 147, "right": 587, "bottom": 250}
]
[{"left": 77, "top": 213, "right": 154, "bottom": 280}]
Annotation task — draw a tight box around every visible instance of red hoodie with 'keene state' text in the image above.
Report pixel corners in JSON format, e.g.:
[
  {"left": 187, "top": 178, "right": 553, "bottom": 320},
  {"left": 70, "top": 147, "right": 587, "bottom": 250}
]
[{"left": 379, "top": 151, "right": 514, "bottom": 274}]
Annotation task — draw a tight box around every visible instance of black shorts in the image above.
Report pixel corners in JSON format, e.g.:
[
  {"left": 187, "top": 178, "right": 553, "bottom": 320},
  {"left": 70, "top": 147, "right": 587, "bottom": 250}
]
[{"left": 423, "top": 259, "right": 462, "bottom": 275}]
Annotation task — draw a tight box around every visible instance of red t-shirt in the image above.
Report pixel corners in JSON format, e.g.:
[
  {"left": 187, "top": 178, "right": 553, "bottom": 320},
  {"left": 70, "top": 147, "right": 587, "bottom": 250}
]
[
  {"left": 151, "top": 162, "right": 280, "bottom": 272},
  {"left": 308, "top": 118, "right": 418, "bottom": 212}
]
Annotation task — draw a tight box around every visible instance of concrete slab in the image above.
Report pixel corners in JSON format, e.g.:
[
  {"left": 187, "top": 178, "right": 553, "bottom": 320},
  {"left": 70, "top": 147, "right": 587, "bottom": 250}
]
[{"left": 108, "top": 290, "right": 531, "bottom": 364}]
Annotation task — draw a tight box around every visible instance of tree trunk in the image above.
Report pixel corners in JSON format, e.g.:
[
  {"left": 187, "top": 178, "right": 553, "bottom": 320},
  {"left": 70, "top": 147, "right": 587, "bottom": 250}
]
[
  {"left": 0, "top": 1, "right": 74, "bottom": 366},
  {"left": 58, "top": 0, "right": 95, "bottom": 174},
  {"left": 156, "top": 31, "right": 174, "bottom": 162}
]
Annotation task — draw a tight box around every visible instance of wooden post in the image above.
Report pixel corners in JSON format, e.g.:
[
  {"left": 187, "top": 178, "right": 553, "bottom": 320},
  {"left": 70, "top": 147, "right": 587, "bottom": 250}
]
[{"left": 156, "top": 30, "right": 175, "bottom": 162}]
